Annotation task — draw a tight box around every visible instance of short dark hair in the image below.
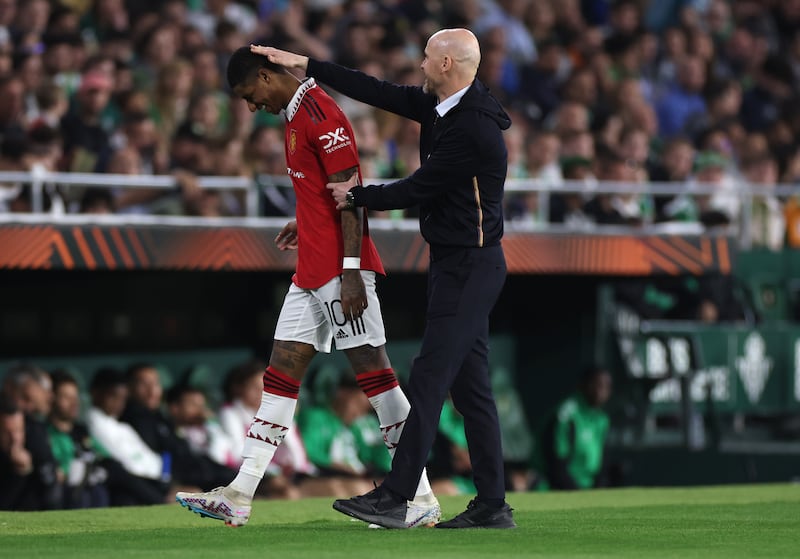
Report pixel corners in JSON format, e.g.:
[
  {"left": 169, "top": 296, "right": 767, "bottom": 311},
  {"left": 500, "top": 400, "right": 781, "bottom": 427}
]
[
  {"left": 165, "top": 383, "right": 204, "bottom": 406},
  {"left": 90, "top": 367, "right": 125, "bottom": 394},
  {"left": 50, "top": 369, "right": 79, "bottom": 393},
  {"left": 226, "top": 46, "right": 284, "bottom": 89}
]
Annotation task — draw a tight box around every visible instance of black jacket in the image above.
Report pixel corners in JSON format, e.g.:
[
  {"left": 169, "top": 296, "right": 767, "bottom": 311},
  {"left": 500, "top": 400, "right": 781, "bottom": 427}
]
[
  {"left": 0, "top": 416, "right": 61, "bottom": 511},
  {"left": 307, "top": 59, "right": 511, "bottom": 250}
]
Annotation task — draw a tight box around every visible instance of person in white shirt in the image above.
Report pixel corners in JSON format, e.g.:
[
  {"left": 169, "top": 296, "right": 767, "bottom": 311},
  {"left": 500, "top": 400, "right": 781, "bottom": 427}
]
[{"left": 85, "top": 367, "right": 168, "bottom": 505}]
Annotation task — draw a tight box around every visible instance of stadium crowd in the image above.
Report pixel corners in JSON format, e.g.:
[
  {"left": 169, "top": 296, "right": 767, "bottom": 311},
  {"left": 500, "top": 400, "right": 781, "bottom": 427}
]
[
  {"left": 0, "top": 359, "right": 545, "bottom": 510},
  {"left": 0, "top": 1, "right": 796, "bottom": 247}
]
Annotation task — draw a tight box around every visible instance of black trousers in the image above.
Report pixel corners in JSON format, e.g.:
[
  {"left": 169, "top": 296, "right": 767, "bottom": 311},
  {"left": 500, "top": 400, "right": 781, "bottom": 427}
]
[{"left": 383, "top": 245, "right": 507, "bottom": 501}]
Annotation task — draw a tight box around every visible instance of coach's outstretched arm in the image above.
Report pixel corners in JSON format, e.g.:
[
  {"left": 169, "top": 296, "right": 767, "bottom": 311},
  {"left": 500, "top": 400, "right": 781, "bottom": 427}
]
[{"left": 250, "top": 45, "right": 431, "bottom": 123}]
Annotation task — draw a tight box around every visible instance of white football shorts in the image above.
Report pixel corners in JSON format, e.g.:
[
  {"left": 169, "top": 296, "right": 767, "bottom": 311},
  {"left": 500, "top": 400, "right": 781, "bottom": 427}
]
[{"left": 273, "top": 271, "right": 387, "bottom": 353}]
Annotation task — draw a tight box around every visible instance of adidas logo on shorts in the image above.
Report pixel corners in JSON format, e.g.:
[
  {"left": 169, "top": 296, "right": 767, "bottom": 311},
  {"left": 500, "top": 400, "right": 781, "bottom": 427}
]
[{"left": 335, "top": 328, "right": 349, "bottom": 339}]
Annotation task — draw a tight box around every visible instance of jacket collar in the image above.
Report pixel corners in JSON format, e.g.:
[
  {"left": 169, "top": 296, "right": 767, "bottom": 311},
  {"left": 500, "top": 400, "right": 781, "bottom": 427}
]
[{"left": 435, "top": 82, "right": 472, "bottom": 117}]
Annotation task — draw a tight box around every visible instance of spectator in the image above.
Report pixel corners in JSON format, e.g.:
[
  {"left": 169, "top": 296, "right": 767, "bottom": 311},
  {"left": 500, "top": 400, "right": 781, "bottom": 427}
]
[
  {"left": 81, "top": 0, "right": 130, "bottom": 43},
  {"left": 120, "top": 363, "right": 218, "bottom": 491},
  {"left": 186, "top": 0, "right": 257, "bottom": 43},
  {"left": 86, "top": 367, "right": 169, "bottom": 506},
  {"left": 519, "top": 38, "right": 566, "bottom": 121},
  {"left": 584, "top": 145, "right": 639, "bottom": 225},
  {"left": 649, "top": 136, "right": 696, "bottom": 222},
  {"left": 32, "top": 79, "right": 69, "bottom": 129},
  {"left": 46, "top": 370, "right": 110, "bottom": 509},
  {"left": 60, "top": 70, "right": 115, "bottom": 172},
  {"left": 524, "top": 129, "right": 563, "bottom": 184},
  {"left": 508, "top": 130, "right": 562, "bottom": 227},
  {"left": 740, "top": 54, "right": 795, "bottom": 133},
  {"left": 655, "top": 54, "right": 707, "bottom": 138},
  {"left": 2, "top": 362, "right": 53, "bottom": 419},
  {"left": 0, "top": 75, "right": 25, "bottom": 138},
  {"left": 149, "top": 58, "right": 193, "bottom": 145},
  {"left": 218, "top": 359, "right": 267, "bottom": 464},
  {"left": 536, "top": 366, "right": 613, "bottom": 490},
  {"left": 618, "top": 126, "right": 652, "bottom": 183},
  {"left": 246, "top": 125, "right": 295, "bottom": 217},
  {"left": 164, "top": 384, "right": 238, "bottom": 487},
  {"left": 740, "top": 152, "right": 785, "bottom": 250},
  {"left": 185, "top": 90, "right": 226, "bottom": 142},
  {"left": 0, "top": 394, "right": 60, "bottom": 510},
  {"left": 691, "top": 150, "right": 740, "bottom": 228},
  {"left": 191, "top": 46, "right": 224, "bottom": 95},
  {"left": 0, "top": 365, "right": 61, "bottom": 510},
  {"left": 685, "top": 78, "right": 742, "bottom": 143},
  {"left": 550, "top": 155, "right": 596, "bottom": 228},
  {"left": 114, "top": 110, "right": 165, "bottom": 175},
  {"left": 15, "top": 51, "right": 44, "bottom": 123},
  {"left": 503, "top": 122, "right": 527, "bottom": 179},
  {"left": 42, "top": 32, "right": 83, "bottom": 98},
  {"left": 474, "top": 0, "right": 537, "bottom": 65},
  {"left": 133, "top": 23, "right": 180, "bottom": 91},
  {"left": 549, "top": 100, "right": 590, "bottom": 138},
  {"left": 23, "top": 124, "right": 63, "bottom": 173}
]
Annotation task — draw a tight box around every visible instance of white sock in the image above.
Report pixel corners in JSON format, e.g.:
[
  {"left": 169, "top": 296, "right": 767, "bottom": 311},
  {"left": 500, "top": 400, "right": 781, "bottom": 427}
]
[
  {"left": 358, "top": 370, "right": 434, "bottom": 500},
  {"left": 230, "top": 367, "right": 299, "bottom": 499}
]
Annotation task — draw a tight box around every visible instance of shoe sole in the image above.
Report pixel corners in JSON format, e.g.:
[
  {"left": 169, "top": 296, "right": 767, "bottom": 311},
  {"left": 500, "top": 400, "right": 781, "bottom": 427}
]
[
  {"left": 175, "top": 495, "right": 248, "bottom": 528},
  {"left": 332, "top": 501, "right": 408, "bottom": 529}
]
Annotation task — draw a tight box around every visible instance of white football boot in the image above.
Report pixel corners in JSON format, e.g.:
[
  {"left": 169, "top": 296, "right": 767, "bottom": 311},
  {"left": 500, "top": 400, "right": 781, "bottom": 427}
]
[
  {"left": 367, "top": 493, "right": 441, "bottom": 529},
  {"left": 175, "top": 486, "right": 252, "bottom": 527}
]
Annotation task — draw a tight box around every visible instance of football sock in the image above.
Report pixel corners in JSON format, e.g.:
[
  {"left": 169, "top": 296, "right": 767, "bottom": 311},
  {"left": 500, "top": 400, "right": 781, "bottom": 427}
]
[
  {"left": 357, "top": 368, "right": 434, "bottom": 500},
  {"left": 230, "top": 366, "right": 300, "bottom": 499}
]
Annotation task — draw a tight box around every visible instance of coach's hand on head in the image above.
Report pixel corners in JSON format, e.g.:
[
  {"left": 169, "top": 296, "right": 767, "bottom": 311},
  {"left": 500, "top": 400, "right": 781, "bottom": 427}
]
[{"left": 250, "top": 45, "right": 309, "bottom": 71}]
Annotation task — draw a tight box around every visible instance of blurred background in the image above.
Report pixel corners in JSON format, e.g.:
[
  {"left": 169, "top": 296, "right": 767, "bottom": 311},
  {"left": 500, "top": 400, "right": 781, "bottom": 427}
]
[{"left": 2, "top": 0, "right": 800, "bottom": 511}]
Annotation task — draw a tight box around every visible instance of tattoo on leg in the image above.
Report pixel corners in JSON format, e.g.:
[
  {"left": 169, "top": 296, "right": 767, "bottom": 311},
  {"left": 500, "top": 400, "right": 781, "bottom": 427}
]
[
  {"left": 269, "top": 340, "right": 316, "bottom": 381},
  {"left": 344, "top": 344, "right": 391, "bottom": 374}
]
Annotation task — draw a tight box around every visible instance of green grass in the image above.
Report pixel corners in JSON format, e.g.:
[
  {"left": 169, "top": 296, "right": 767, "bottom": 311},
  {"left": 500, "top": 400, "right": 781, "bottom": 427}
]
[{"left": 1, "top": 484, "right": 798, "bottom": 558}]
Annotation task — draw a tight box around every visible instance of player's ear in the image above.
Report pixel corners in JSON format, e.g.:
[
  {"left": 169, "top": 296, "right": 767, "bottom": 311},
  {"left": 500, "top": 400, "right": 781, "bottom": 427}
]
[{"left": 257, "top": 67, "right": 270, "bottom": 83}]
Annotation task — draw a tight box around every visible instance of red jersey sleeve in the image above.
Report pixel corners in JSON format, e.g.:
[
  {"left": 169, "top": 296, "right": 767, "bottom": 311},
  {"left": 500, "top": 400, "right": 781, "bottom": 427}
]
[{"left": 308, "top": 95, "right": 360, "bottom": 179}]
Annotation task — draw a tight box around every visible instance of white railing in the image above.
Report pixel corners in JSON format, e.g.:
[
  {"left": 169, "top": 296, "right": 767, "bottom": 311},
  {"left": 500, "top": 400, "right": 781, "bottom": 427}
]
[{"left": 2, "top": 168, "right": 799, "bottom": 246}]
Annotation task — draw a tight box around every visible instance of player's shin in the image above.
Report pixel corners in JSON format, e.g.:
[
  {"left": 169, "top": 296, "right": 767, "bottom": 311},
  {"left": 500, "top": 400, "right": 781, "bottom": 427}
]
[{"left": 230, "top": 366, "right": 300, "bottom": 498}]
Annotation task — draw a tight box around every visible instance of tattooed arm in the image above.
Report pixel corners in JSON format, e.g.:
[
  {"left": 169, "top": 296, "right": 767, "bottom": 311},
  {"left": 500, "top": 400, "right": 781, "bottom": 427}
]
[{"left": 332, "top": 166, "right": 367, "bottom": 322}]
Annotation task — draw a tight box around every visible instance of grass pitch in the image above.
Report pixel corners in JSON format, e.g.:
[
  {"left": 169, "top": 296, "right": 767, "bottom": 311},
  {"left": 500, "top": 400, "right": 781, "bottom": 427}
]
[{"left": 1, "top": 484, "right": 797, "bottom": 558}]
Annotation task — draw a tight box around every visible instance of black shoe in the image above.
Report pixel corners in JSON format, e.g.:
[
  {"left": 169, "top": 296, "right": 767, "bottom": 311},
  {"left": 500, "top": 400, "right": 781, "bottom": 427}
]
[
  {"left": 332, "top": 485, "right": 408, "bottom": 529},
  {"left": 435, "top": 499, "right": 517, "bottom": 529}
]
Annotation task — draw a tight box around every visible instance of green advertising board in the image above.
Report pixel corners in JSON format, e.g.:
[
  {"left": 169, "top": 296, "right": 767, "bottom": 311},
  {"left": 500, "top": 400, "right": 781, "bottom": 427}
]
[{"left": 612, "top": 314, "right": 800, "bottom": 415}]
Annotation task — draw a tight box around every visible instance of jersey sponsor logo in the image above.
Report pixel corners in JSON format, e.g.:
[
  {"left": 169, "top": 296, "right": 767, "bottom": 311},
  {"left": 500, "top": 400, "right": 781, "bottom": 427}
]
[
  {"left": 318, "top": 127, "right": 351, "bottom": 153},
  {"left": 287, "top": 167, "right": 305, "bottom": 179},
  {"left": 289, "top": 128, "right": 297, "bottom": 154},
  {"left": 335, "top": 328, "right": 349, "bottom": 340}
]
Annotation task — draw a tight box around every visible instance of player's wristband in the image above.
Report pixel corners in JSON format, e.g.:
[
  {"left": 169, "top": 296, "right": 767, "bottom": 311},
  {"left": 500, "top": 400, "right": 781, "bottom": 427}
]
[{"left": 342, "top": 257, "right": 361, "bottom": 270}]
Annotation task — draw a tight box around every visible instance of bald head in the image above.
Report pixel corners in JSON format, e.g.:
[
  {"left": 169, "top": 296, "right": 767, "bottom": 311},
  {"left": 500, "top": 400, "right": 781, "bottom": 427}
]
[
  {"left": 429, "top": 28, "right": 481, "bottom": 78},
  {"left": 421, "top": 28, "right": 481, "bottom": 99}
]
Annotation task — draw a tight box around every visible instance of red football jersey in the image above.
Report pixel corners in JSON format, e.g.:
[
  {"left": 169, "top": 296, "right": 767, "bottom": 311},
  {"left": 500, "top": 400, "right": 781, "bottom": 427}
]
[{"left": 284, "top": 79, "right": 384, "bottom": 289}]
